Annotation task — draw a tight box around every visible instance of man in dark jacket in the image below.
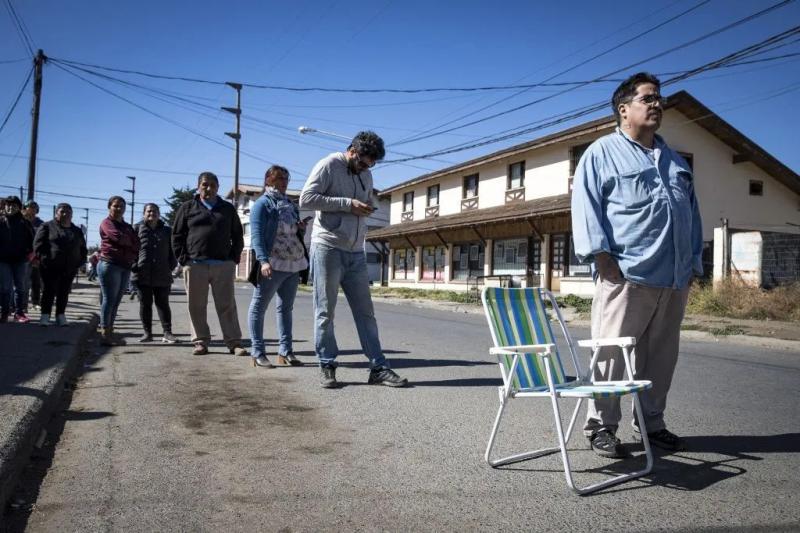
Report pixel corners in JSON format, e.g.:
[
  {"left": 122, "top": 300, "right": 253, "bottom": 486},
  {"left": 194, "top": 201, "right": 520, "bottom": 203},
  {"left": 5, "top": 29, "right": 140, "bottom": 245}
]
[
  {"left": 133, "top": 203, "right": 178, "bottom": 343},
  {"left": 33, "top": 203, "right": 87, "bottom": 326},
  {"left": 0, "top": 196, "right": 34, "bottom": 323},
  {"left": 23, "top": 200, "right": 44, "bottom": 311},
  {"left": 172, "top": 172, "right": 246, "bottom": 356}
]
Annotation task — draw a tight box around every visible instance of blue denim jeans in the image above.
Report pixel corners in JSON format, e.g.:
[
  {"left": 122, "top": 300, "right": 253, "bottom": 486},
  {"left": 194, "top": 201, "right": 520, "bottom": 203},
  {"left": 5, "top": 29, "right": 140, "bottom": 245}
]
[
  {"left": 310, "top": 244, "right": 387, "bottom": 369},
  {"left": 97, "top": 260, "right": 131, "bottom": 329},
  {"left": 248, "top": 270, "right": 299, "bottom": 358},
  {"left": 0, "top": 261, "right": 28, "bottom": 315}
]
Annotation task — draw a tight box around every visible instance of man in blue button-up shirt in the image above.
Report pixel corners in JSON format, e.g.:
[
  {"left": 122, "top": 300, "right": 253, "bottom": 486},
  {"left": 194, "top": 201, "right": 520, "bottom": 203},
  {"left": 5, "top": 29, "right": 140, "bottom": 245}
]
[{"left": 572, "top": 72, "right": 703, "bottom": 458}]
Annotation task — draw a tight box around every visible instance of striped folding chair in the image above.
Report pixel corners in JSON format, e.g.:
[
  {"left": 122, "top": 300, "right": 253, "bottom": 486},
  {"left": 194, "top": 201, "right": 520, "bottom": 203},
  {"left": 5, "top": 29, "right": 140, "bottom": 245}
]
[{"left": 481, "top": 287, "right": 653, "bottom": 495}]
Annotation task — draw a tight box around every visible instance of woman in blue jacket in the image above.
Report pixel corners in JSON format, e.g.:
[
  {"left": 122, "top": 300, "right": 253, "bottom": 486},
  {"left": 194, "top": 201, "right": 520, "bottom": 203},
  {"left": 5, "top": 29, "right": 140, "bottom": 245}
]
[{"left": 248, "top": 165, "right": 308, "bottom": 368}]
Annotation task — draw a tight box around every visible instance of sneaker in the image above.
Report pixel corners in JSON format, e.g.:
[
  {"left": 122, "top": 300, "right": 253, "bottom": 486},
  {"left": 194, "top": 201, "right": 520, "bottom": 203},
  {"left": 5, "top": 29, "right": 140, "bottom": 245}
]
[
  {"left": 639, "top": 428, "right": 686, "bottom": 451},
  {"left": 319, "top": 366, "right": 338, "bottom": 389},
  {"left": 39, "top": 314, "right": 51, "bottom": 327},
  {"left": 276, "top": 353, "right": 303, "bottom": 366},
  {"left": 368, "top": 367, "right": 409, "bottom": 388},
  {"left": 589, "top": 430, "right": 628, "bottom": 459},
  {"left": 14, "top": 312, "right": 31, "bottom": 324},
  {"left": 161, "top": 332, "right": 178, "bottom": 344},
  {"left": 192, "top": 343, "right": 208, "bottom": 356},
  {"left": 139, "top": 332, "right": 153, "bottom": 343},
  {"left": 55, "top": 314, "right": 68, "bottom": 326},
  {"left": 229, "top": 346, "right": 249, "bottom": 357}
]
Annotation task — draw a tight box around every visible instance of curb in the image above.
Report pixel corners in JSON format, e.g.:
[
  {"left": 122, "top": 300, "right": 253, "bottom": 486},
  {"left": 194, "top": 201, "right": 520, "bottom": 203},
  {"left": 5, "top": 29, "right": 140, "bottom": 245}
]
[{"left": 0, "top": 313, "right": 99, "bottom": 512}]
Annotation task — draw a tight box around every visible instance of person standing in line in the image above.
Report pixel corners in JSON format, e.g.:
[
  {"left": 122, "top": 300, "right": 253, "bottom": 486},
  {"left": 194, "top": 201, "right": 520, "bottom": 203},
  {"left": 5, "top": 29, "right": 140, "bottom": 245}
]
[
  {"left": 0, "top": 196, "right": 34, "bottom": 323},
  {"left": 34, "top": 203, "right": 87, "bottom": 326},
  {"left": 172, "top": 171, "right": 247, "bottom": 356},
  {"left": 98, "top": 196, "right": 140, "bottom": 346},
  {"left": 23, "top": 200, "right": 44, "bottom": 311},
  {"left": 248, "top": 165, "right": 308, "bottom": 368},
  {"left": 571, "top": 72, "right": 703, "bottom": 458},
  {"left": 300, "top": 131, "right": 407, "bottom": 389},
  {"left": 133, "top": 203, "right": 178, "bottom": 343}
]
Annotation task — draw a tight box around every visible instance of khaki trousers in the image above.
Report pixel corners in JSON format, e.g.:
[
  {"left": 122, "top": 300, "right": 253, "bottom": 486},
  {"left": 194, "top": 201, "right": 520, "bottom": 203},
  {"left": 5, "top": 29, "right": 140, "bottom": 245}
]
[
  {"left": 183, "top": 262, "right": 242, "bottom": 348},
  {"left": 584, "top": 278, "right": 689, "bottom": 436}
]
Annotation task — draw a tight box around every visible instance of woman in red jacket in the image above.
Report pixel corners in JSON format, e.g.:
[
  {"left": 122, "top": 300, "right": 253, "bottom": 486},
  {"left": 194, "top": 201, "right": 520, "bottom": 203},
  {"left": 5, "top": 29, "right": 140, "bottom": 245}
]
[{"left": 97, "top": 196, "right": 139, "bottom": 345}]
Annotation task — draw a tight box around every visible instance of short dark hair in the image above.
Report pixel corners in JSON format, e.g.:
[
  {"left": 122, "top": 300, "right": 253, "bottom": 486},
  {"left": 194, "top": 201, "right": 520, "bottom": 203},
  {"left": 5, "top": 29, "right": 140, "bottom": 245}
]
[
  {"left": 56, "top": 202, "right": 72, "bottom": 213},
  {"left": 107, "top": 195, "right": 126, "bottom": 208},
  {"left": 264, "top": 165, "right": 290, "bottom": 186},
  {"left": 24, "top": 200, "right": 39, "bottom": 211},
  {"left": 348, "top": 131, "right": 386, "bottom": 162},
  {"left": 4, "top": 196, "right": 22, "bottom": 208},
  {"left": 611, "top": 72, "right": 661, "bottom": 124},
  {"left": 197, "top": 171, "right": 219, "bottom": 186},
  {"left": 142, "top": 202, "right": 160, "bottom": 214}
]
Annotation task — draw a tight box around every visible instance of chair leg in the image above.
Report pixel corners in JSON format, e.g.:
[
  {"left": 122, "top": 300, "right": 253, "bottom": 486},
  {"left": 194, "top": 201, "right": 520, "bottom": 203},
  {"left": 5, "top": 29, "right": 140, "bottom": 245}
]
[
  {"left": 556, "top": 393, "right": 653, "bottom": 495},
  {"left": 485, "top": 398, "right": 560, "bottom": 467}
]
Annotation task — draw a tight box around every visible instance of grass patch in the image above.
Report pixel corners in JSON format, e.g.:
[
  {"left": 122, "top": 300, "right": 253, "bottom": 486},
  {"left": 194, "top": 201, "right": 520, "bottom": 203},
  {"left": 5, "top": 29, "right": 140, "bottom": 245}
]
[
  {"left": 370, "top": 286, "right": 479, "bottom": 304},
  {"left": 687, "top": 279, "right": 800, "bottom": 322},
  {"left": 555, "top": 294, "right": 593, "bottom": 314}
]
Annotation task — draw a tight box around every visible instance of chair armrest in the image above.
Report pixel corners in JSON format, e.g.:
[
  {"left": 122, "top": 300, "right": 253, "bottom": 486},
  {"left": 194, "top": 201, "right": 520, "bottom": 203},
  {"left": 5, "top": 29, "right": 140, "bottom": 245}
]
[
  {"left": 577, "top": 337, "right": 636, "bottom": 349},
  {"left": 490, "top": 343, "right": 556, "bottom": 357}
]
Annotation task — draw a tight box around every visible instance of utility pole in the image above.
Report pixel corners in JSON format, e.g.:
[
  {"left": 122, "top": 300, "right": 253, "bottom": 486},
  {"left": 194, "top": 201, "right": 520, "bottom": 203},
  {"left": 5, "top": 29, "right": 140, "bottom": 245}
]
[
  {"left": 83, "top": 208, "right": 89, "bottom": 240},
  {"left": 222, "top": 82, "right": 242, "bottom": 207},
  {"left": 27, "top": 49, "right": 46, "bottom": 202},
  {"left": 124, "top": 176, "right": 136, "bottom": 223}
]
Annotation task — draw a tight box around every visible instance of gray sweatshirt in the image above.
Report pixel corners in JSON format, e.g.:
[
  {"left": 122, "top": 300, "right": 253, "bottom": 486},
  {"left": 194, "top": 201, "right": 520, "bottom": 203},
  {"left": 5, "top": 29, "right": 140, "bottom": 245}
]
[{"left": 300, "top": 152, "right": 375, "bottom": 252}]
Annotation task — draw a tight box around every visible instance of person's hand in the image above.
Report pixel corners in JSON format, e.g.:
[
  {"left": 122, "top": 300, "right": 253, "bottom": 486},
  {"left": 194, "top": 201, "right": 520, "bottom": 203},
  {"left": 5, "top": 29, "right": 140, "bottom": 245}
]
[
  {"left": 350, "top": 199, "right": 374, "bottom": 216},
  {"left": 260, "top": 262, "right": 273, "bottom": 279},
  {"left": 595, "top": 252, "right": 623, "bottom": 282}
]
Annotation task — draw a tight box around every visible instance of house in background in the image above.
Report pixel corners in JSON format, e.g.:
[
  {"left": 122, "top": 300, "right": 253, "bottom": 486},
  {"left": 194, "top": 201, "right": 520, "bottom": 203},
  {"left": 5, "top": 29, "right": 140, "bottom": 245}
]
[
  {"left": 225, "top": 184, "right": 391, "bottom": 283},
  {"left": 367, "top": 90, "right": 800, "bottom": 295}
]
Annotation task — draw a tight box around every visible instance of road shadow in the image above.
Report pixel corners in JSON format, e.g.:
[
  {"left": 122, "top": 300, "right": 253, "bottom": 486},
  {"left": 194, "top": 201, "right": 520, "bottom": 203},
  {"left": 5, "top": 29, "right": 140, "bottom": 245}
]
[{"left": 495, "top": 433, "right": 800, "bottom": 494}]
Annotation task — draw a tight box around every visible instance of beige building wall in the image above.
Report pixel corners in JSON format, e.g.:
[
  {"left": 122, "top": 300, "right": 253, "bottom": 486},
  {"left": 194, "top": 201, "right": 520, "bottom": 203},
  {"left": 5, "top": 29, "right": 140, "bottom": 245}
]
[
  {"left": 525, "top": 145, "right": 570, "bottom": 200},
  {"left": 661, "top": 111, "right": 800, "bottom": 239}
]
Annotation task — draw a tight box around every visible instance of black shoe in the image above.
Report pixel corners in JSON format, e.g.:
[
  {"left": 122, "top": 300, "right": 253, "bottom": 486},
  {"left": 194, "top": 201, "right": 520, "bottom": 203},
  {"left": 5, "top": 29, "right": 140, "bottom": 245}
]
[
  {"left": 320, "top": 367, "right": 338, "bottom": 389},
  {"left": 138, "top": 332, "right": 153, "bottom": 343},
  {"left": 640, "top": 428, "right": 686, "bottom": 451},
  {"left": 368, "top": 367, "right": 408, "bottom": 388},
  {"left": 589, "top": 430, "right": 628, "bottom": 459}
]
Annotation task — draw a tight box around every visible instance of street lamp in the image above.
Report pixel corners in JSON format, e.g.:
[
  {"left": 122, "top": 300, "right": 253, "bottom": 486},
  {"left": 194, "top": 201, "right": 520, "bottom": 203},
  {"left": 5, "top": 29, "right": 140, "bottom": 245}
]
[{"left": 298, "top": 126, "right": 351, "bottom": 141}]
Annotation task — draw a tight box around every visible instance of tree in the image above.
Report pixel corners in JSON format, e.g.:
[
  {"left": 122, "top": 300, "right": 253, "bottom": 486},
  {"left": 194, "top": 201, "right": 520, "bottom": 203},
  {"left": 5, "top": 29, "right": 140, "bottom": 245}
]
[{"left": 164, "top": 186, "right": 195, "bottom": 226}]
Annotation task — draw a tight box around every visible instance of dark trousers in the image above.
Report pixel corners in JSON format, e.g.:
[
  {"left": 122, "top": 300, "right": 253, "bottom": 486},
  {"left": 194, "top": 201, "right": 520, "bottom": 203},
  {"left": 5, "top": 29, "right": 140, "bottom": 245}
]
[
  {"left": 30, "top": 265, "right": 42, "bottom": 307},
  {"left": 139, "top": 285, "right": 172, "bottom": 334},
  {"left": 41, "top": 267, "right": 77, "bottom": 316}
]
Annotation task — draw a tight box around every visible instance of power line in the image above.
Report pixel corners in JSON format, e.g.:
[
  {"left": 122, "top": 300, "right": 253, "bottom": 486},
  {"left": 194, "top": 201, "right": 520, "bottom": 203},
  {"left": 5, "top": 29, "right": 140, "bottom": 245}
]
[
  {"left": 383, "top": 25, "right": 800, "bottom": 163},
  {"left": 4, "top": 0, "right": 35, "bottom": 57},
  {"left": 388, "top": 1, "right": 797, "bottom": 148},
  {"left": 0, "top": 65, "right": 32, "bottom": 135},
  {"left": 392, "top": 0, "right": 712, "bottom": 146}
]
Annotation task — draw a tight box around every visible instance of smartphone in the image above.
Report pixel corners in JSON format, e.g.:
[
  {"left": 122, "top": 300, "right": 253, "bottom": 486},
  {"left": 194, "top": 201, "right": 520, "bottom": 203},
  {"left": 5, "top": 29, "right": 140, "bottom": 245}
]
[{"left": 303, "top": 216, "right": 313, "bottom": 223}]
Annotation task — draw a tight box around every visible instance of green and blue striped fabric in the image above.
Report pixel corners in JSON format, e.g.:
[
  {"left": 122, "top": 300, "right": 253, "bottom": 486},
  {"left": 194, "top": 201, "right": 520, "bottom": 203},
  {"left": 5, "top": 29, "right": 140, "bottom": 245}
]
[{"left": 483, "top": 287, "right": 567, "bottom": 391}]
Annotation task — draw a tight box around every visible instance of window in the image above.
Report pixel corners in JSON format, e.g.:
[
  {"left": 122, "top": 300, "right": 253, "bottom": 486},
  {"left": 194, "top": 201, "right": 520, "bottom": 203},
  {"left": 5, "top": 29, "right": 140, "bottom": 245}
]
[
  {"left": 508, "top": 161, "right": 525, "bottom": 189},
  {"left": 393, "top": 248, "right": 415, "bottom": 280},
  {"left": 421, "top": 245, "right": 446, "bottom": 281},
  {"left": 463, "top": 174, "right": 479, "bottom": 198},
  {"left": 749, "top": 180, "right": 763, "bottom": 196},
  {"left": 451, "top": 242, "right": 484, "bottom": 281},
  {"left": 569, "top": 143, "right": 591, "bottom": 192},
  {"left": 492, "top": 238, "right": 527, "bottom": 276},
  {"left": 242, "top": 222, "right": 250, "bottom": 238},
  {"left": 530, "top": 239, "right": 541, "bottom": 275},
  {"left": 403, "top": 191, "right": 414, "bottom": 212},
  {"left": 568, "top": 237, "right": 591, "bottom": 277},
  {"left": 427, "top": 184, "right": 439, "bottom": 207}
]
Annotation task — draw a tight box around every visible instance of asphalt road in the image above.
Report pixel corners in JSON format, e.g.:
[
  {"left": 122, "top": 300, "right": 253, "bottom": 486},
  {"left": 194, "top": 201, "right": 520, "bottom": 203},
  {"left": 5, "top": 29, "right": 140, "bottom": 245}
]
[{"left": 5, "top": 283, "right": 800, "bottom": 532}]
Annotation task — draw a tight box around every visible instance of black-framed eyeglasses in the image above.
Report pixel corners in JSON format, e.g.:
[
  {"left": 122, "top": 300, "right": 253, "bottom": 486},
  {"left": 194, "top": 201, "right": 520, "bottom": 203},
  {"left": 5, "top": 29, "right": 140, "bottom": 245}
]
[{"left": 631, "top": 94, "right": 666, "bottom": 107}]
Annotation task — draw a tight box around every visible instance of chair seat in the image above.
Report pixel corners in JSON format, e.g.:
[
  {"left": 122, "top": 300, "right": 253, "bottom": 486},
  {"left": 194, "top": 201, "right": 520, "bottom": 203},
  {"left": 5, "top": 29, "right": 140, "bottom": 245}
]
[{"left": 515, "top": 380, "right": 652, "bottom": 399}]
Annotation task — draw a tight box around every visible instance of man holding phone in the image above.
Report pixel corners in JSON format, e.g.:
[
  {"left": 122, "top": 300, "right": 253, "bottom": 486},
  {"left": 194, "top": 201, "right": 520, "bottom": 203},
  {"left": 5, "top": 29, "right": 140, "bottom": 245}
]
[{"left": 300, "top": 131, "right": 408, "bottom": 389}]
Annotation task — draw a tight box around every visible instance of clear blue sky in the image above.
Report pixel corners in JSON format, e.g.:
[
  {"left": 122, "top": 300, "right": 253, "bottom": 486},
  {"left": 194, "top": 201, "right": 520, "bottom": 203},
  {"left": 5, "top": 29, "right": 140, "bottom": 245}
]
[{"left": 1, "top": 0, "right": 799, "bottom": 244}]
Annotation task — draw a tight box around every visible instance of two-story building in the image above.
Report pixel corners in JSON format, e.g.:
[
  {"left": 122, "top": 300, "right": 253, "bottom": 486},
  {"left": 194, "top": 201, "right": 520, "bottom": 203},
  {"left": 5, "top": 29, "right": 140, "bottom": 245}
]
[
  {"left": 367, "top": 90, "right": 800, "bottom": 295},
  {"left": 226, "top": 184, "right": 391, "bottom": 283}
]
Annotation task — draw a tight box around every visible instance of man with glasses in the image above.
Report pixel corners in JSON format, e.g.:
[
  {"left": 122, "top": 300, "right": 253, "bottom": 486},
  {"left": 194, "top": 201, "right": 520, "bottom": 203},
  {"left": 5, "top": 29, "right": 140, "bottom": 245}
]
[
  {"left": 300, "top": 131, "right": 408, "bottom": 389},
  {"left": 571, "top": 72, "right": 703, "bottom": 458}
]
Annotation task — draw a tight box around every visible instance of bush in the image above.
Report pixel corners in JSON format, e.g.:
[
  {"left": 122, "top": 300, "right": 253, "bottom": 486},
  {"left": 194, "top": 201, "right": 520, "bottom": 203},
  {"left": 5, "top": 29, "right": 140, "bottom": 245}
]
[{"left": 687, "top": 279, "right": 800, "bottom": 322}]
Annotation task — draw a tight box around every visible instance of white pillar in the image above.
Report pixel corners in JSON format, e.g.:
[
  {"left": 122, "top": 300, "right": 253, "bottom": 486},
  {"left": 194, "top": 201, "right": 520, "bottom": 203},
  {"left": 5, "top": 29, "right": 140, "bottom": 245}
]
[
  {"left": 414, "top": 245, "right": 422, "bottom": 282},
  {"left": 484, "top": 239, "right": 493, "bottom": 276},
  {"left": 444, "top": 244, "right": 452, "bottom": 282},
  {"left": 541, "top": 234, "right": 551, "bottom": 290}
]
